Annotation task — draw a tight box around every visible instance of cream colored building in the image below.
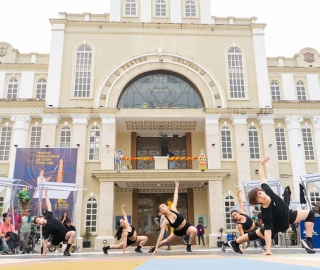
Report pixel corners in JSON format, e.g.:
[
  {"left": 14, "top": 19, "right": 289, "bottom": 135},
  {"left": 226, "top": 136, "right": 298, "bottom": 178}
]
[{"left": 0, "top": 0, "right": 320, "bottom": 249}]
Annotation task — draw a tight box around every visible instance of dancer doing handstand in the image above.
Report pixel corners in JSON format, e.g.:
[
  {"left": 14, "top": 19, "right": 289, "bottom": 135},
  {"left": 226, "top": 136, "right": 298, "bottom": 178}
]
[
  {"left": 221, "top": 188, "right": 265, "bottom": 253},
  {"left": 150, "top": 181, "right": 197, "bottom": 254},
  {"left": 34, "top": 190, "right": 76, "bottom": 256},
  {"left": 102, "top": 203, "right": 148, "bottom": 254},
  {"left": 229, "top": 156, "right": 315, "bottom": 255}
]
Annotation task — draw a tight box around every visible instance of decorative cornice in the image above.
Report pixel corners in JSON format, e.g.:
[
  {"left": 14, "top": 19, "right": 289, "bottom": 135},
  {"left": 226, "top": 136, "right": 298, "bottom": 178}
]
[{"left": 43, "top": 108, "right": 117, "bottom": 114}]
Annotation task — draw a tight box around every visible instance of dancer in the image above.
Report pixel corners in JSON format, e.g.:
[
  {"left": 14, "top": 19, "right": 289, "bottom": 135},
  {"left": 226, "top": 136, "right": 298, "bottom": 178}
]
[
  {"left": 221, "top": 188, "right": 265, "bottom": 253},
  {"left": 102, "top": 203, "right": 148, "bottom": 254},
  {"left": 33, "top": 190, "right": 76, "bottom": 256},
  {"left": 229, "top": 156, "right": 315, "bottom": 255},
  {"left": 150, "top": 181, "right": 197, "bottom": 254}
]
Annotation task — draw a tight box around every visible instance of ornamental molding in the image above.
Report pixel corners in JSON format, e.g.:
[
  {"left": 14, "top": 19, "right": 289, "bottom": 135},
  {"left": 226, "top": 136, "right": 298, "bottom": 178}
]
[
  {"left": 273, "top": 109, "right": 320, "bottom": 115},
  {"left": 0, "top": 108, "right": 43, "bottom": 114}
]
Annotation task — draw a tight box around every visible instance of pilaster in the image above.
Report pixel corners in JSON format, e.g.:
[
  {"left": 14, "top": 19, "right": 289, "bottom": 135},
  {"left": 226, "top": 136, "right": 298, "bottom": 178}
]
[
  {"left": 205, "top": 114, "right": 221, "bottom": 169},
  {"left": 40, "top": 114, "right": 61, "bottom": 147},
  {"left": 100, "top": 114, "right": 116, "bottom": 170},
  {"left": 311, "top": 116, "right": 320, "bottom": 172}
]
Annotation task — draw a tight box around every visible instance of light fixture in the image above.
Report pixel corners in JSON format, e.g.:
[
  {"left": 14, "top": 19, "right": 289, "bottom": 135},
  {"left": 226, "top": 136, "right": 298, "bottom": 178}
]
[
  {"left": 14, "top": 145, "right": 18, "bottom": 147},
  {"left": 298, "top": 143, "right": 301, "bottom": 147},
  {"left": 45, "top": 145, "right": 49, "bottom": 148},
  {"left": 212, "top": 144, "right": 215, "bottom": 147},
  {"left": 93, "top": 122, "right": 97, "bottom": 127},
  {"left": 64, "top": 122, "right": 68, "bottom": 127},
  {"left": 241, "top": 143, "right": 244, "bottom": 147},
  {"left": 48, "top": 105, "right": 53, "bottom": 107},
  {"left": 76, "top": 144, "right": 80, "bottom": 147},
  {"left": 269, "top": 143, "right": 272, "bottom": 147},
  {"left": 103, "top": 239, "right": 107, "bottom": 244},
  {"left": 35, "top": 122, "right": 39, "bottom": 127},
  {"left": 159, "top": 59, "right": 163, "bottom": 62},
  {"left": 106, "top": 145, "right": 109, "bottom": 148},
  {"left": 90, "top": 192, "right": 94, "bottom": 198},
  {"left": 255, "top": 169, "right": 259, "bottom": 174}
]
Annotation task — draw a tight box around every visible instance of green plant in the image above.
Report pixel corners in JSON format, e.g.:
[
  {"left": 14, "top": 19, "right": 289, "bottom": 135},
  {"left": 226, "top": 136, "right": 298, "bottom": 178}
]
[{"left": 82, "top": 228, "right": 91, "bottom": 241}]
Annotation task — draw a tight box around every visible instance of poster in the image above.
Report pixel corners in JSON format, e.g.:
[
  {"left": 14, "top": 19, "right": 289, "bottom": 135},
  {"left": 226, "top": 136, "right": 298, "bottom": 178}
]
[
  {"left": 13, "top": 148, "right": 78, "bottom": 219},
  {"left": 195, "top": 214, "right": 207, "bottom": 228}
]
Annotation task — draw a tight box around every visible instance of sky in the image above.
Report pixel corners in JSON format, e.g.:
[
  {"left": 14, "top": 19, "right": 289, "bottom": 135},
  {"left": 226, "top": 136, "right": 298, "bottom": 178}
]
[{"left": 1, "top": 0, "right": 319, "bottom": 57}]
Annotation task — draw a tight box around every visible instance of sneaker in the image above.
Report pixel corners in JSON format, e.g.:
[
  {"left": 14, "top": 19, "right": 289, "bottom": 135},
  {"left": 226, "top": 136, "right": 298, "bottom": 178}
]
[
  {"left": 301, "top": 239, "right": 316, "bottom": 254},
  {"left": 22, "top": 250, "right": 26, "bottom": 254},
  {"left": 102, "top": 246, "right": 109, "bottom": 254},
  {"left": 186, "top": 246, "right": 192, "bottom": 252},
  {"left": 221, "top": 245, "right": 226, "bottom": 253},
  {"left": 148, "top": 247, "right": 155, "bottom": 254},
  {"left": 71, "top": 246, "right": 77, "bottom": 253},
  {"left": 183, "top": 235, "right": 189, "bottom": 245},
  {"left": 166, "top": 247, "right": 171, "bottom": 250},
  {"left": 134, "top": 248, "right": 143, "bottom": 253},
  {"left": 2, "top": 251, "right": 8, "bottom": 255},
  {"left": 274, "top": 245, "right": 278, "bottom": 248},
  {"left": 63, "top": 250, "right": 71, "bottom": 256},
  {"left": 8, "top": 250, "right": 13, "bottom": 255},
  {"left": 228, "top": 240, "right": 243, "bottom": 254}
]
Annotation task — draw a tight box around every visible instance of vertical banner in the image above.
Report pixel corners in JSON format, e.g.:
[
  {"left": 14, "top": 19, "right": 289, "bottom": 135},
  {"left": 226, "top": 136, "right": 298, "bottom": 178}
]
[{"left": 13, "top": 148, "right": 78, "bottom": 219}]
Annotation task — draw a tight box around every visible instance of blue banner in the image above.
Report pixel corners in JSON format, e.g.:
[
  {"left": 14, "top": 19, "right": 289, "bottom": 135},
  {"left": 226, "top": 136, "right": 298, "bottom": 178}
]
[{"left": 13, "top": 148, "right": 78, "bottom": 219}]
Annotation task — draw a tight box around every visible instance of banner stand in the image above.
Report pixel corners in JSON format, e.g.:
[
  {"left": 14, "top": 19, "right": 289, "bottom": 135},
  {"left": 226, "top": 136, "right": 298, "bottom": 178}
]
[{"left": 300, "top": 173, "right": 320, "bottom": 210}]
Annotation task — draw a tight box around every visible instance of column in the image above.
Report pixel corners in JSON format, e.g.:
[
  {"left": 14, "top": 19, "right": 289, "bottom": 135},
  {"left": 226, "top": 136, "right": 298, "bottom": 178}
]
[
  {"left": 200, "top": 0, "right": 212, "bottom": 24},
  {"left": 311, "top": 116, "right": 320, "bottom": 172},
  {"left": 40, "top": 114, "right": 61, "bottom": 147},
  {"left": 231, "top": 115, "right": 250, "bottom": 185},
  {"left": 46, "top": 23, "right": 65, "bottom": 107},
  {"left": 95, "top": 181, "right": 115, "bottom": 250},
  {"left": 170, "top": 0, "right": 182, "bottom": 23},
  {"left": 307, "top": 74, "right": 320, "bottom": 100},
  {"left": 258, "top": 115, "right": 279, "bottom": 178},
  {"left": 100, "top": 114, "right": 116, "bottom": 170},
  {"left": 252, "top": 26, "right": 271, "bottom": 108},
  {"left": 0, "top": 71, "right": 6, "bottom": 98},
  {"left": 282, "top": 74, "right": 295, "bottom": 100},
  {"left": 205, "top": 114, "right": 221, "bottom": 169},
  {"left": 207, "top": 180, "right": 223, "bottom": 247},
  {"left": 285, "top": 116, "right": 306, "bottom": 200},
  {"left": 70, "top": 114, "right": 90, "bottom": 247},
  {"left": 8, "top": 116, "right": 31, "bottom": 178}
]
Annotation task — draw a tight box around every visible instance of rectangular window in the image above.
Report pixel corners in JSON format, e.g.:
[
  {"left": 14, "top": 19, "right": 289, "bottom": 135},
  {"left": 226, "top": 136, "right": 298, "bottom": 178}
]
[
  {"left": 302, "top": 127, "right": 314, "bottom": 160},
  {"left": 0, "top": 127, "right": 12, "bottom": 161},
  {"left": 30, "top": 126, "right": 42, "bottom": 148},
  {"left": 275, "top": 128, "right": 287, "bottom": 160},
  {"left": 221, "top": 127, "right": 232, "bottom": 159},
  {"left": 228, "top": 48, "right": 245, "bottom": 99},
  {"left": 225, "top": 195, "right": 236, "bottom": 230}
]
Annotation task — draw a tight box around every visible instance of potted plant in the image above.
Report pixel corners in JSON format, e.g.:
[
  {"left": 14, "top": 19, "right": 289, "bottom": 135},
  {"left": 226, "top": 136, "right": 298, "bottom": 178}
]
[
  {"left": 82, "top": 228, "right": 91, "bottom": 248},
  {"left": 289, "top": 232, "right": 297, "bottom": 246},
  {"left": 217, "top": 227, "right": 224, "bottom": 247}
]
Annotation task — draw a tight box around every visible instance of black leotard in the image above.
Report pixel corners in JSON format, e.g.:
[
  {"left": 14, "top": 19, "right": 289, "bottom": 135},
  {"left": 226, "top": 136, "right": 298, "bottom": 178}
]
[
  {"left": 237, "top": 213, "right": 254, "bottom": 231},
  {"left": 127, "top": 225, "right": 135, "bottom": 237},
  {"left": 126, "top": 225, "right": 137, "bottom": 246},
  {"left": 165, "top": 210, "right": 185, "bottom": 228}
]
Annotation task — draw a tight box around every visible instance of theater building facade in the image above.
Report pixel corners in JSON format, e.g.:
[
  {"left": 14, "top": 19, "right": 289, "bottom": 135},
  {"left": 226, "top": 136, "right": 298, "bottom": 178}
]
[{"left": 0, "top": 0, "right": 320, "bottom": 249}]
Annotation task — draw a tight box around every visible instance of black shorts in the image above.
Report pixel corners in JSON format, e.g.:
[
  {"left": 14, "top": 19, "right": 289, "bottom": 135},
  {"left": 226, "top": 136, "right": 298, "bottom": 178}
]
[
  {"left": 50, "top": 235, "right": 65, "bottom": 246},
  {"left": 289, "top": 209, "right": 298, "bottom": 224},
  {"left": 126, "top": 238, "right": 136, "bottom": 246},
  {"left": 173, "top": 222, "right": 192, "bottom": 236}
]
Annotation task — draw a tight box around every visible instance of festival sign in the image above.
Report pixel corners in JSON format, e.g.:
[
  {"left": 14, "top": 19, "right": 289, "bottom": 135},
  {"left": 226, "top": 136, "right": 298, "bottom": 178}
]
[{"left": 13, "top": 148, "right": 78, "bottom": 219}]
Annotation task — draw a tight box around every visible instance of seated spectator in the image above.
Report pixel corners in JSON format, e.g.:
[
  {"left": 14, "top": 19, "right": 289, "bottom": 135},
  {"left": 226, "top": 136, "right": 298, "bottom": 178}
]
[{"left": 0, "top": 216, "right": 15, "bottom": 254}]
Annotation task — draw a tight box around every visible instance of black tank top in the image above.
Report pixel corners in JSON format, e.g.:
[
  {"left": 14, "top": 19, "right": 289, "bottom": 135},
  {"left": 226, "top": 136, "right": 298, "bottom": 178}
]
[
  {"left": 236, "top": 213, "right": 253, "bottom": 231},
  {"left": 127, "top": 225, "right": 135, "bottom": 237},
  {"left": 165, "top": 210, "right": 185, "bottom": 228}
]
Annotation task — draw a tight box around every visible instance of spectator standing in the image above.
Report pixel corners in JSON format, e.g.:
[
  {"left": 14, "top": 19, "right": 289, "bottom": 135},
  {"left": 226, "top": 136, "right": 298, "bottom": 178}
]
[
  {"left": 8, "top": 206, "right": 22, "bottom": 232},
  {"left": 196, "top": 221, "right": 205, "bottom": 246},
  {"left": 167, "top": 149, "right": 175, "bottom": 169},
  {"left": 20, "top": 209, "right": 32, "bottom": 254}
]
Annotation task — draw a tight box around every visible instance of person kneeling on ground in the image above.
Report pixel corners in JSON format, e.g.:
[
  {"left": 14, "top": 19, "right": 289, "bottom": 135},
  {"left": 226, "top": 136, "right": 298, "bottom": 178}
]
[
  {"left": 229, "top": 156, "right": 315, "bottom": 255},
  {"left": 102, "top": 203, "right": 148, "bottom": 254},
  {"left": 34, "top": 190, "right": 76, "bottom": 256}
]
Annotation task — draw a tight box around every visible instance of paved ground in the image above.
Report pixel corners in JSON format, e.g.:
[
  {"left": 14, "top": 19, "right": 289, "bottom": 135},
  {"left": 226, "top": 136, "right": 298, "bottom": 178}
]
[{"left": 1, "top": 245, "right": 320, "bottom": 270}]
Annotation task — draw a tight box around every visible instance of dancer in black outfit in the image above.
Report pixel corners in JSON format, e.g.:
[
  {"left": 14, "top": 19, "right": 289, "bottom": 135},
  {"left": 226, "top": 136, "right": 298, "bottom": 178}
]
[
  {"left": 102, "top": 203, "right": 148, "bottom": 254},
  {"left": 222, "top": 188, "right": 264, "bottom": 253},
  {"left": 229, "top": 156, "right": 315, "bottom": 255},
  {"left": 150, "top": 181, "right": 197, "bottom": 254},
  {"left": 34, "top": 190, "right": 76, "bottom": 256}
]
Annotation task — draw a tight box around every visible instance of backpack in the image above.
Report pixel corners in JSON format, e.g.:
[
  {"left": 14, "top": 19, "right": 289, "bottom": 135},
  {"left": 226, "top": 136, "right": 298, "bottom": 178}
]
[{"left": 5, "top": 232, "right": 20, "bottom": 250}]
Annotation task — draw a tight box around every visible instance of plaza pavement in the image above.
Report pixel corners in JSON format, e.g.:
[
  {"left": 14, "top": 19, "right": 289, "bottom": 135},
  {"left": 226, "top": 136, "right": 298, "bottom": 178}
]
[{"left": 0, "top": 245, "right": 320, "bottom": 270}]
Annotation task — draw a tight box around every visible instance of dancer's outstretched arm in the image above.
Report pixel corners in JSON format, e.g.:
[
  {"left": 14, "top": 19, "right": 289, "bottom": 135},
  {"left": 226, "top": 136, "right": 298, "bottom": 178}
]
[
  {"left": 259, "top": 156, "right": 269, "bottom": 184},
  {"left": 171, "top": 181, "right": 179, "bottom": 211}
]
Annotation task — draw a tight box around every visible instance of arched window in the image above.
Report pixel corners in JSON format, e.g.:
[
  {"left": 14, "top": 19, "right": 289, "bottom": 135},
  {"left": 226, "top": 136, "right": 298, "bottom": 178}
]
[
  {"left": 60, "top": 126, "right": 71, "bottom": 148},
  {"left": 7, "top": 78, "right": 18, "bottom": 99},
  {"left": 30, "top": 125, "right": 42, "bottom": 148},
  {"left": 224, "top": 194, "right": 236, "bottom": 229},
  {"left": 275, "top": 127, "right": 287, "bottom": 160},
  {"left": 118, "top": 71, "right": 203, "bottom": 108},
  {"left": 221, "top": 126, "right": 232, "bottom": 159},
  {"left": 125, "top": 0, "right": 136, "bottom": 15},
  {"left": 36, "top": 79, "right": 47, "bottom": 99},
  {"left": 85, "top": 197, "right": 97, "bottom": 233},
  {"left": 227, "top": 48, "right": 245, "bottom": 98},
  {"left": 248, "top": 126, "right": 260, "bottom": 159},
  {"left": 74, "top": 45, "right": 92, "bottom": 98},
  {"left": 296, "top": 81, "right": 306, "bottom": 100},
  {"left": 0, "top": 126, "right": 12, "bottom": 161},
  {"left": 302, "top": 127, "right": 314, "bottom": 160},
  {"left": 185, "top": 0, "right": 196, "bottom": 17},
  {"left": 155, "top": 0, "right": 166, "bottom": 16},
  {"left": 88, "top": 126, "right": 100, "bottom": 160},
  {"left": 270, "top": 81, "right": 281, "bottom": 100}
]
